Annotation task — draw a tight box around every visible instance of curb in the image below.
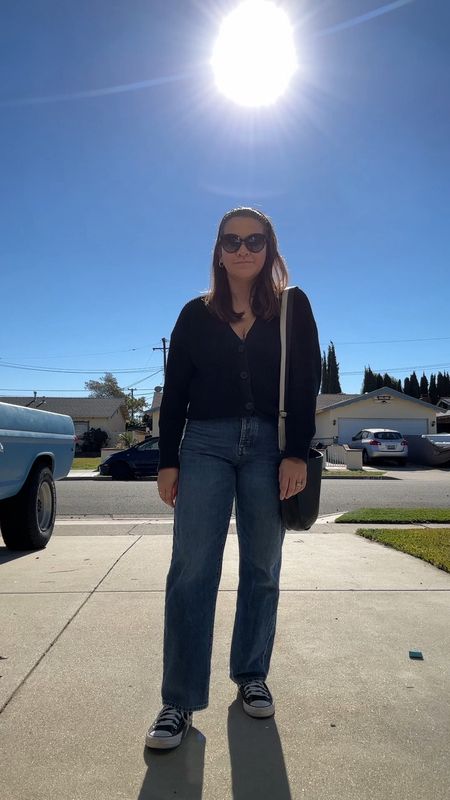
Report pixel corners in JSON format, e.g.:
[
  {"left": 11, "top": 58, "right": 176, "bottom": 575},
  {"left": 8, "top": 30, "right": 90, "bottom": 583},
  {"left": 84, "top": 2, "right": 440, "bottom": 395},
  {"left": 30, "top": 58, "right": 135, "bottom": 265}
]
[
  {"left": 62, "top": 474, "right": 110, "bottom": 481},
  {"left": 63, "top": 473, "right": 391, "bottom": 482}
]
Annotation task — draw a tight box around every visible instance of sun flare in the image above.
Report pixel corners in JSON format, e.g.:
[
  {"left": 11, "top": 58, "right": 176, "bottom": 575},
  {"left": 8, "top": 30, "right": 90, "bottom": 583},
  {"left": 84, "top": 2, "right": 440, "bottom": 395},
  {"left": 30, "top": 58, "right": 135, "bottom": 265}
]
[{"left": 211, "top": 0, "right": 297, "bottom": 107}]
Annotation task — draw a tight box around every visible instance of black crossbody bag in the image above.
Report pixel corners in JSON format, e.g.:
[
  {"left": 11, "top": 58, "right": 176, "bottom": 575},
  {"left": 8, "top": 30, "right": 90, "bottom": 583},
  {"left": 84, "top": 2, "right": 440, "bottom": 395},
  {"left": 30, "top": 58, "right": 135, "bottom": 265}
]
[{"left": 278, "top": 287, "right": 323, "bottom": 530}]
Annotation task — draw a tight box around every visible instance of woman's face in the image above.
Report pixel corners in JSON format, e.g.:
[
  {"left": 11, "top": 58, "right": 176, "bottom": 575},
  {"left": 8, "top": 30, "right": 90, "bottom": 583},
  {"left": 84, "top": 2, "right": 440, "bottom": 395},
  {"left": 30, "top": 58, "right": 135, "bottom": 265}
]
[{"left": 220, "top": 216, "right": 267, "bottom": 286}]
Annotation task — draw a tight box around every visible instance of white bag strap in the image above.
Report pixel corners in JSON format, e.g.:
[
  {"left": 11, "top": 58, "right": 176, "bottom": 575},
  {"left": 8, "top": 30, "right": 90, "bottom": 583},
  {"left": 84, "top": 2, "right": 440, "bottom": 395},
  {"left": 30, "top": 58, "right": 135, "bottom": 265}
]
[{"left": 278, "top": 287, "right": 291, "bottom": 452}]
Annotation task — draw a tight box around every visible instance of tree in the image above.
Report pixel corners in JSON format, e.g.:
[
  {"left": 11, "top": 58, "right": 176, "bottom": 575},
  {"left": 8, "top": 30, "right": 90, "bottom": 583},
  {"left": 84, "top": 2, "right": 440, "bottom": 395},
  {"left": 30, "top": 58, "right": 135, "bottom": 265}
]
[
  {"left": 408, "top": 371, "right": 420, "bottom": 399},
  {"left": 327, "top": 342, "right": 342, "bottom": 393},
  {"left": 419, "top": 373, "right": 429, "bottom": 400},
  {"left": 85, "top": 372, "right": 146, "bottom": 423},
  {"left": 320, "top": 350, "right": 328, "bottom": 394},
  {"left": 383, "top": 373, "right": 400, "bottom": 390},
  {"left": 429, "top": 373, "right": 438, "bottom": 405},
  {"left": 85, "top": 372, "right": 124, "bottom": 398},
  {"left": 403, "top": 376, "right": 411, "bottom": 396},
  {"left": 362, "top": 366, "right": 377, "bottom": 393},
  {"left": 363, "top": 367, "right": 401, "bottom": 393},
  {"left": 126, "top": 395, "right": 147, "bottom": 426}
]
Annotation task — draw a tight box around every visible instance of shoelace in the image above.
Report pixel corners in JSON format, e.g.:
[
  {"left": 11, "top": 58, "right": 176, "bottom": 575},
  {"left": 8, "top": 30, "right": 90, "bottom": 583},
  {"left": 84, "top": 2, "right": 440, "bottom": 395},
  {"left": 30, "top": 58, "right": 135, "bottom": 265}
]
[
  {"left": 241, "top": 680, "right": 271, "bottom": 702},
  {"left": 152, "top": 705, "right": 187, "bottom": 733}
]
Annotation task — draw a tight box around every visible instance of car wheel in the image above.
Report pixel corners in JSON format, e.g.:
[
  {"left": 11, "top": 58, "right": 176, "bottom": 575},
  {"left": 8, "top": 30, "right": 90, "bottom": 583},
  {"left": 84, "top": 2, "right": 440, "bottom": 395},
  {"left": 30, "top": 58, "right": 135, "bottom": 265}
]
[
  {"left": 362, "top": 450, "right": 370, "bottom": 465},
  {"left": 0, "top": 465, "right": 56, "bottom": 550},
  {"left": 110, "top": 461, "right": 133, "bottom": 480}
]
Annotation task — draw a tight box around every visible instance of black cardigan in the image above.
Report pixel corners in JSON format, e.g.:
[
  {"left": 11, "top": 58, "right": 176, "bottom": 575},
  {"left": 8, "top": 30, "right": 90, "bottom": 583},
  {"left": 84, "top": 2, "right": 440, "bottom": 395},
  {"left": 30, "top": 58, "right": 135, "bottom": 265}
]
[{"left": 158, "top": 287, "right": 321, "bottom": 469}]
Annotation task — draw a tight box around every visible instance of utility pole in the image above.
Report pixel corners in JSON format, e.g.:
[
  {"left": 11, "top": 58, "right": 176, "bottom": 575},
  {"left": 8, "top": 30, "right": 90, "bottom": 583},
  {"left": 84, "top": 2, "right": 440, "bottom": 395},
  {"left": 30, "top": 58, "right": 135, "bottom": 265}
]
[
  {"left": 153, "top": 337, "right": 168, "bottom": 378},
  {"left": 130, "top": 388, "right": 135, "bottom": 424}
]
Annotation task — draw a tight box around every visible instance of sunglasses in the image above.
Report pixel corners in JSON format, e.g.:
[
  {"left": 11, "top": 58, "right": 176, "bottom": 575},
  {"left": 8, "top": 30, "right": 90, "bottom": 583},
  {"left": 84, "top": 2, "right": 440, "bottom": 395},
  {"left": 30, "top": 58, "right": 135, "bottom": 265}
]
[{"left": 220, "top": 233, "right": 267, "bottom": 254}]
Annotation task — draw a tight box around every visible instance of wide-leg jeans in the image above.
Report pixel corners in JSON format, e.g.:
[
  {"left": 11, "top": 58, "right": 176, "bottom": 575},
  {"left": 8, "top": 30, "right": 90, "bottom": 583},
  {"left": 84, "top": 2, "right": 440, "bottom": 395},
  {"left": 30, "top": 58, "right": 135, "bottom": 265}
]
[{"left": 161, "top": 416, "right": 285, "bottom": 712}]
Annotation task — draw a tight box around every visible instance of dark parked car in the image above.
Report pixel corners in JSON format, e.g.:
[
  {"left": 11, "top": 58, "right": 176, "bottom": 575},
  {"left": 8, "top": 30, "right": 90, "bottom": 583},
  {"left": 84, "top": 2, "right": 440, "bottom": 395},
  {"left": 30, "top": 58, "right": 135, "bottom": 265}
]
[{"left": 99, "top": 437, "right": 160, "bottom": 480}]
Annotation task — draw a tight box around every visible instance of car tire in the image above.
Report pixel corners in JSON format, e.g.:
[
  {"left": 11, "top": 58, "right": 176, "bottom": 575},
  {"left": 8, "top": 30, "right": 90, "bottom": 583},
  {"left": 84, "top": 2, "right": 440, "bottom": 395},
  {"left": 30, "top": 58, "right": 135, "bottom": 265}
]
[
  {"left": 362, "top": 450, "right": 370, "bottom": 465},
  {"left": 0, "top": 465, "right": 56, "bottom": 550},
  {"left": 110, "top": 462, "right": 133, "bottom": 480}
]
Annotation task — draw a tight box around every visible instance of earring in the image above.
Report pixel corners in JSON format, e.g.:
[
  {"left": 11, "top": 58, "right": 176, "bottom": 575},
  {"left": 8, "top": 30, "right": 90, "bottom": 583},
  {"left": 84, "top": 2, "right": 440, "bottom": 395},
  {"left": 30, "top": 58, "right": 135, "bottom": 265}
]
[{"left": 219, "top": 261, "right": 225, "bottom": 268}]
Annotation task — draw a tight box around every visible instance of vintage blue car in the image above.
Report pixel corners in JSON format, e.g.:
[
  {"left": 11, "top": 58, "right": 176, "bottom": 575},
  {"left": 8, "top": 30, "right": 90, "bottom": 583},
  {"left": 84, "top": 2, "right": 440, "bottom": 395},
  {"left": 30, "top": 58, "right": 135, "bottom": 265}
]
[{"left": 0, "top": 401, "right": 75, "bottom": 549}]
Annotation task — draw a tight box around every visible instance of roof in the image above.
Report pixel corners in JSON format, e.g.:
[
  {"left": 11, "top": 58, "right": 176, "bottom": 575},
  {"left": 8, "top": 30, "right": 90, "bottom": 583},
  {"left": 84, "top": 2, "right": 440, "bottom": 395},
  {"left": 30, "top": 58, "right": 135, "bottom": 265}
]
[
  {"left": 0, "top": 397, "right": 127, "bottom": 419},
  {"left": 316, "top": 387, "right": 438, "bottom": 413},
  {"left": 316, "top": 394, "right": 359, "bottom": 411}
]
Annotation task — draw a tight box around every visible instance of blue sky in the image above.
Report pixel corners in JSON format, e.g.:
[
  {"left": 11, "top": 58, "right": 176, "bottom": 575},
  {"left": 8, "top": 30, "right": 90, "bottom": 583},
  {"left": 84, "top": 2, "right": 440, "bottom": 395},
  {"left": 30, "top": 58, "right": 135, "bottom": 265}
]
[{"left": 1, "top": 0, "right": 449, "bottom": 405}]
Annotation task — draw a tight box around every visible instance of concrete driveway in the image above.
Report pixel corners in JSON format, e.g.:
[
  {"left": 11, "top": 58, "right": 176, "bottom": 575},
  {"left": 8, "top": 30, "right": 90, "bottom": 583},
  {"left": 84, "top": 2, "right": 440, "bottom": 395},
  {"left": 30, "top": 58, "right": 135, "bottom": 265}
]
[
  {"left": 377, "top": 463, "right": 450, "bottom": 481},
  {"left": 1, "top": 521, "right": 450, "bottom": 800}
]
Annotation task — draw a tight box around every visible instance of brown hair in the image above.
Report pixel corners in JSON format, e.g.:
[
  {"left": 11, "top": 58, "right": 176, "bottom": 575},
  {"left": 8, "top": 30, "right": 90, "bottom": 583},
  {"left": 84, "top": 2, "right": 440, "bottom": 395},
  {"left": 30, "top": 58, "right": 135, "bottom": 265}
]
[{"left": 204, "top": 207, "right": 289, "bottom": 322}]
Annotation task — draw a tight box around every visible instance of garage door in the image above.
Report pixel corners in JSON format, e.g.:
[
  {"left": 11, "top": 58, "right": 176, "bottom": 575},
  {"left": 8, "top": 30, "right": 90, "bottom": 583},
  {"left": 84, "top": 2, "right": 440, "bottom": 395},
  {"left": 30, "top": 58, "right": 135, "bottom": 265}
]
[{"left": 338, "top": 418, "right": 428, "bottom": 443}]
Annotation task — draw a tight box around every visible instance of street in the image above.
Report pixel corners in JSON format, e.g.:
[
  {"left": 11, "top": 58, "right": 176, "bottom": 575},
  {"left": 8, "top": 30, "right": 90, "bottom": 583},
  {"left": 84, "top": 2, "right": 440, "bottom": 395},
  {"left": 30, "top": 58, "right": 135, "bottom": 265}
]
[{"left": 56, "top": 472, "right": 450, "bottom": 519}]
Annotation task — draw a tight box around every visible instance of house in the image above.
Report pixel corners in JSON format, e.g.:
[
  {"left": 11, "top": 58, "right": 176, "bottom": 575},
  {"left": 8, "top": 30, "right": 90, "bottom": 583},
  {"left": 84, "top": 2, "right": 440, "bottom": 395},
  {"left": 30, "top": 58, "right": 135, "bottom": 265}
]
[
  {"left": 0, "top": 396, "right": 128, "bottom": 446},
  {"left": 436, "top": 397, "right": 450, "bottom": 412},
  {"left": 436, "top": 398, "right": 450, "bottom": 433},
  {"left": 148, "top": 385, "right": 438, "bottom": 445},
  {"left": 147, "top": 388, "right": 163, "bottom": 437},
  {"left": 315, "top": 387, "right": 438, "bottom": 445}
]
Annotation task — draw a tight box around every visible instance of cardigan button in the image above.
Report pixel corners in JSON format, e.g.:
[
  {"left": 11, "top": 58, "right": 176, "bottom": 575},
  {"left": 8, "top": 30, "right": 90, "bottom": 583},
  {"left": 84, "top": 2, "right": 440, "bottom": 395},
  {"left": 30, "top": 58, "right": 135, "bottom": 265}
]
[
  {"left": 245, "top": 401, "right": 254, "bottom": 411},
  {"left": 240, "top": 371, "right": 249, "bottom": 379},
  {"left": 238, "top": 344, "right": 245, "bottom": 353}
]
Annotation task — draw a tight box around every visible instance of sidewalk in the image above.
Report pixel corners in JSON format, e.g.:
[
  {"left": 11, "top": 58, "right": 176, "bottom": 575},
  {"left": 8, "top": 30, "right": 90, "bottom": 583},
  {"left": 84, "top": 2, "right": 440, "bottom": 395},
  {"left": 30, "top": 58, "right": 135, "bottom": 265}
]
[{"left": 1, "top": 521, "right": 449, "bottom": 800}]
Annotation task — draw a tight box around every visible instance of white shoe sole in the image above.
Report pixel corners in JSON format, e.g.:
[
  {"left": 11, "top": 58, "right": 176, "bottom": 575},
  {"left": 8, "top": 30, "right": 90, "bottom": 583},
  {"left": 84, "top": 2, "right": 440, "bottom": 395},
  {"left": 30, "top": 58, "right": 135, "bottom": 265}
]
[
  {"left": 145, "top": 718, "right": 192, "bottom": 749},
  {"left": 242, "top": 700, "right": 275, "bottom": 718}
]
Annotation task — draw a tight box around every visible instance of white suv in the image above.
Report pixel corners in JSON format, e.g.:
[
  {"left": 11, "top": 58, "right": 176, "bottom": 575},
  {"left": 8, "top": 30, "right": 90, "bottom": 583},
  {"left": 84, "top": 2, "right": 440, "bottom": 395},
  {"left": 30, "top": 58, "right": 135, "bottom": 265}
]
[{"left": 350, "top": 428, "right": 408, "bottom": 466}]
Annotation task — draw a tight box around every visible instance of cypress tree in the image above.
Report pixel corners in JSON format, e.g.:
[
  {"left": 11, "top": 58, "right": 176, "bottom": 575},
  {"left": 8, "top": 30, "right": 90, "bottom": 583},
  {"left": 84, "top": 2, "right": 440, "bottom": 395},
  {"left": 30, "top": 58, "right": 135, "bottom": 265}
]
[
  {"left": 327, "top": 341, "right": 342, "bottom": 393},
  {"left": 419, "top": 373, "right": 429, "bottom": 400},
  {"left": 321, "top": 351, "right": 328, "bottom": 394},
  {"left": 436, "top": 371, "right": 446, "bottom": 400},
  {"left": 362, "top": 366, "right": 377, "bottom": 393},
  {"left": 429, "top": 374, "right": 438, "bottom": 405},
  {"left": 383, "top": 373, "right": 400, "bottom": 390},
  {"left": 403, "top": 377, "right": 411, "bottom": 396},
  {"left": 409, "top": 371, "right": 420, "bottom": 399}
]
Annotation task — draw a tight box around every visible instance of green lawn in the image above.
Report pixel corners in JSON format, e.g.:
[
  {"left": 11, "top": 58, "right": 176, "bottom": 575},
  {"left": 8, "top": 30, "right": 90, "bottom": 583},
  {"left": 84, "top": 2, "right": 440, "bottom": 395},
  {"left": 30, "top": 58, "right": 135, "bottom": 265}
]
[
  {"left": 322, "top": 470, "right": 385, "bottom": 478},
  {"left": 336, "top": 508, "right": 450, "bottom": 523},
  {"left": 357, "top": 528, "right": 450, "bottom": 573},
  {"left": 71, "top": 457, "right": 101, "bottom": 470}
]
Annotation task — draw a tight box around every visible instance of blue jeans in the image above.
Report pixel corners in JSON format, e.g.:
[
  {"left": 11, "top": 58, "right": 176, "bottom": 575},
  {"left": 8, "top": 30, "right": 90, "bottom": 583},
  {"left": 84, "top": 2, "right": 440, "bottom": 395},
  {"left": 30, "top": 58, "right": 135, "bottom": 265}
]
[{"left": 161, "top": 416, "right": 285, "bottom": 712}]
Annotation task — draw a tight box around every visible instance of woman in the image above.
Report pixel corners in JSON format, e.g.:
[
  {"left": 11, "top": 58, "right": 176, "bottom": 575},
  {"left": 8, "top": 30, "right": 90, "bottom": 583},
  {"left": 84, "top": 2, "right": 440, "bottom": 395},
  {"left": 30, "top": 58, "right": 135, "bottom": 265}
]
[{"left": 146, "top": 207, "right": 321, "bottom": 749}]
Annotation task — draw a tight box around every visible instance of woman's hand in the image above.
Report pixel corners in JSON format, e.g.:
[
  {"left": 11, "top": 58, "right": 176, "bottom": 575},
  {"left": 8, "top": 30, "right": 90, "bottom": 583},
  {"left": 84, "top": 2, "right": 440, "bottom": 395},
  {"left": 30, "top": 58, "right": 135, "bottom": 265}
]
[
  {"left": 279, "top": 457, "right": 307, "bottom": 500},
  {"left": 157, "top": 467, "right": 179, "bottom": 508}
]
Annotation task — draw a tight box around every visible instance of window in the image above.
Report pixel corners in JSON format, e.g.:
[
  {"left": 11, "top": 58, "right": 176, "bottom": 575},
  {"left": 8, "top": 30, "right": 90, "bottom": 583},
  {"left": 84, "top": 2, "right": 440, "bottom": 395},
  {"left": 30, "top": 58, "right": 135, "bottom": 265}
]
[{"left": 137, "top": 439, "right": 159, "bottom": 451}]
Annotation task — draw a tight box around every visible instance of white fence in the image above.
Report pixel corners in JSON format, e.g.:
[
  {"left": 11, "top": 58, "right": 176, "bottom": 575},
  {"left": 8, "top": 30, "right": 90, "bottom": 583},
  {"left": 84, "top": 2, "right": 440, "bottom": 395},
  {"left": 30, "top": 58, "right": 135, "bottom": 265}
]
[{"left": 325, "top": 444, "right": 347, "bottom": 467}]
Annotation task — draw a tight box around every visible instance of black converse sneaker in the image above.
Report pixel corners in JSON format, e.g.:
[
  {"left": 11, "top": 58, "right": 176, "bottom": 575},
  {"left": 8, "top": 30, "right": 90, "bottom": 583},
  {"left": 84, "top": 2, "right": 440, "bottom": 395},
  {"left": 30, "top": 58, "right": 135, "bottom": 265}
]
[
  {"left": 145, "top": 705, "right": 193, "bottom": 749},
  {"left": 239, "top": 680, "right": 275, "bottom": 718}
]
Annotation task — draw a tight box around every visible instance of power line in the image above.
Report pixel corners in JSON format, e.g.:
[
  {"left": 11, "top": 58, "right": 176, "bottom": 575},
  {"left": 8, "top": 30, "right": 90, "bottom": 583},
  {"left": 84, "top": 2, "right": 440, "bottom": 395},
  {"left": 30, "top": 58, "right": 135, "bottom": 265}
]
[
  {"left": 0, "top": 342, "right": 165, "bottom": 360},
  {"left": 320, "top": 335, "right": 450, "bottom": 346},
  {"left": 341, "top": 362, "right": 450, "bottom": 376},
  {"left": 0, "top": 361, "right": 158, "bottom": 375},
  {"left": 122, "top": 369, "right": 164, "bottom": 391}
]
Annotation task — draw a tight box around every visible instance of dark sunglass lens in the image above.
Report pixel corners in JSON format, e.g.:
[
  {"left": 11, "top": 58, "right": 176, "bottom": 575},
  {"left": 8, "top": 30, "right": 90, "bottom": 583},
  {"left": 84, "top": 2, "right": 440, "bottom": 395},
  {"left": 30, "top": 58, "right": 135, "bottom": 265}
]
[
  {"left": 221, "top": 234, "right": 240, "bottom": 252},
  {"left": 247, "top": 234, "right": 266, "bottom": 252}
]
